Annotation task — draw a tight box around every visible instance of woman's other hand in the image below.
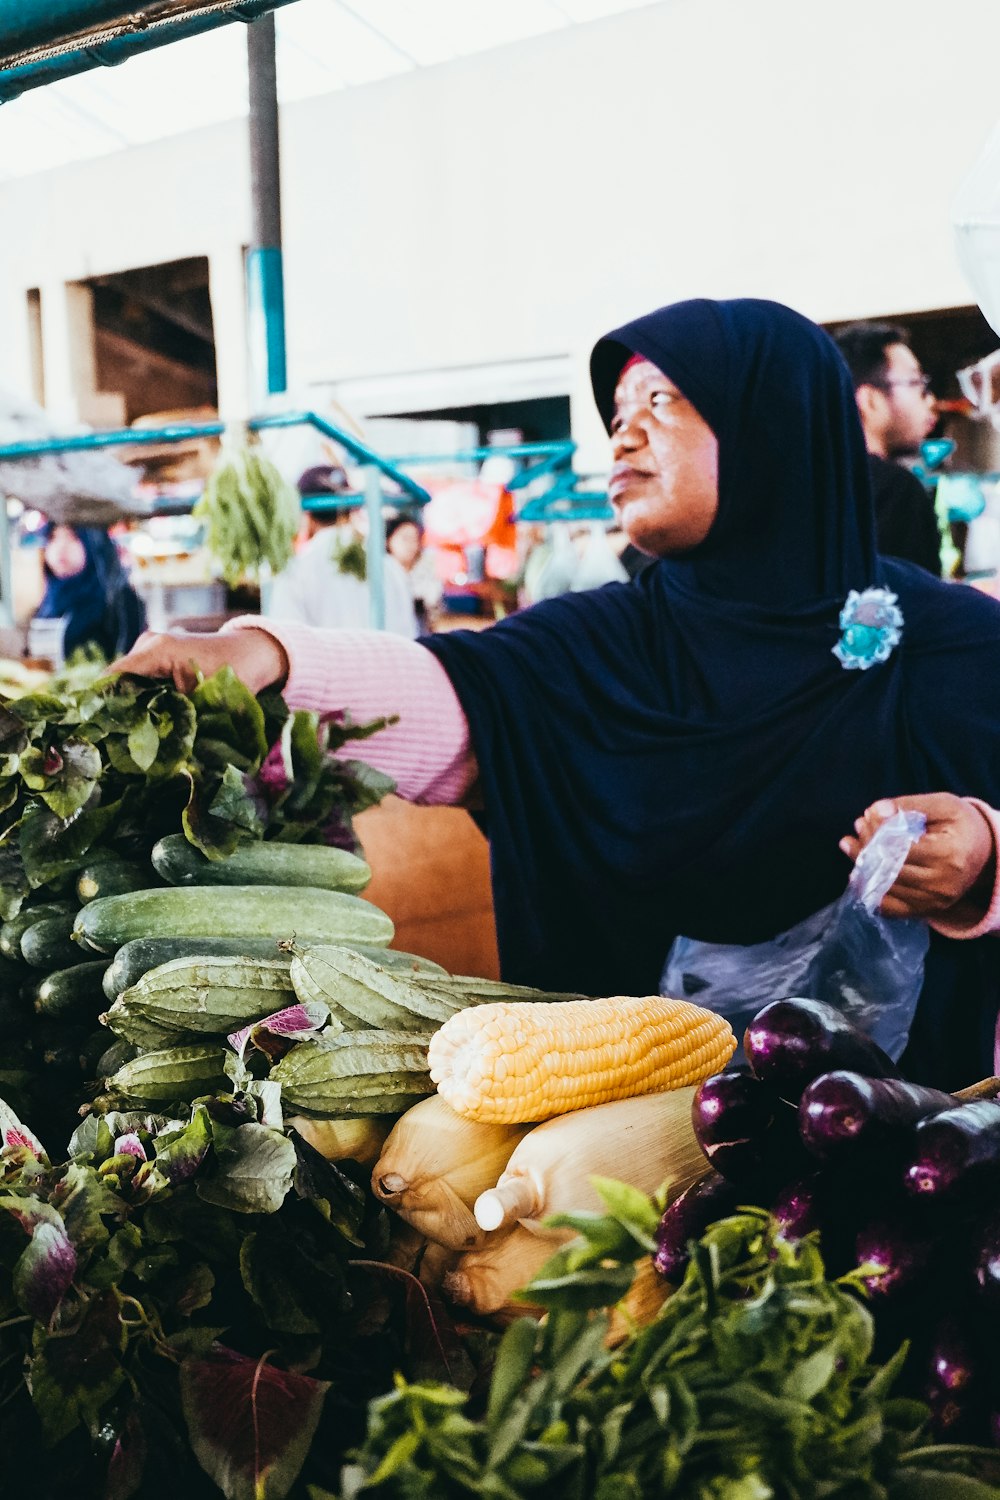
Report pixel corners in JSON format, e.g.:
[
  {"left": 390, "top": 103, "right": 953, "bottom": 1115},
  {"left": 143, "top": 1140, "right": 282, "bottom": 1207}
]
[
  {"left": 839, "top": 793, "right": 997, "bottom": 920},
  {"left": 110, "top": 628, "right": 289, "bottom": 696}
]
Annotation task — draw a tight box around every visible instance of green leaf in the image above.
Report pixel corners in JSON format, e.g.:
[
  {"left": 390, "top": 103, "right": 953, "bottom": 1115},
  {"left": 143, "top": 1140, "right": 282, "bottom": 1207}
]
[
  {"left": 28, "top": 1290, "right": 127, "bottom": 1443},
  {"left": 180, "top": 1344, "right": 328, "bottom": 1500},
  {"left": 127, "top": 714, "right": 161, "bottom": 774},
  {"left": 154, "top": 1104, "right": 213, "bottom": 1186},
  {"left": 486, "top": 1316, "right": 539, "bottom": 1428},
  {"left": 208, "top": 762, "right": 266, "bottom": 838},
  {"left": 54, "top": 1161, "right": 123, "bottom": 1258},
  {"left": 197, "top": 1122, "right": 296, "bottom": 1215},
  {"left": 240, "top": 1229, "right": 321, "bottom": 1336},
  {"left": 589, "top": 1176, "right": 660, "bottom": 1250}
]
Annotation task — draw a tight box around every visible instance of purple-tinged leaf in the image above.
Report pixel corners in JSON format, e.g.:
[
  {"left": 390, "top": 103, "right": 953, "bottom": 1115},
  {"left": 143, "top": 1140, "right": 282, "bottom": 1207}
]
[
  {"left": 351, "top": 1260, "right": 474, "bottom": 1389},
  {"left": 228, "top": 1026, "right": 252, "bottom": 1060},
  {"left": 28, "top": 1291, "right": 127, "bottom": 1443},
  {"left": 180, "top": 1343, "right": 329, "bottom": 1500},
  {"left": 154, "top": 1105, "right": 213, "bottom": 1186},
  {"left": 14, "top": 1220, "right": 77, "bottom": 1320},
  {"left": 0, "top": 1096, "right": 46, "bottom": 1161},
  {"left": 114, "top": 1132, "right": 147, "bottom": 1161},
  {"left": 256, "top": 1001, "right": 329, "bottom": 1039}
]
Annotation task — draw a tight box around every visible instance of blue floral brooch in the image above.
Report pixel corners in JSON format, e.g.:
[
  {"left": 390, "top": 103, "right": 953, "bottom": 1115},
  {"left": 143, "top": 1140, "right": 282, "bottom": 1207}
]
[{"left": 832, "top": 586, "right": 903, "bottom": 671}]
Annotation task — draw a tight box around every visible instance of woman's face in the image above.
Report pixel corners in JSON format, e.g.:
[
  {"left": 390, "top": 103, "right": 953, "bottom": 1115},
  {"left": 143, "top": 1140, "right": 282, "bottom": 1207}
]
[
  {"left": 44, "top": 526, "right": 87, "bottom": 579},
  {"left": 388, "top": 521, "right": 421, "bottom": 570},
  {"left": 609, "top": 359, "right": 719, "bottom": 555}
]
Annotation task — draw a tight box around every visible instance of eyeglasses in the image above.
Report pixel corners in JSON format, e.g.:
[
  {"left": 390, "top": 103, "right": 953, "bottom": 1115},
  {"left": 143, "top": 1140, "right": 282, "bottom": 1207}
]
[{"left": 876, "top": 375, "right": 934, "bottom": 395}]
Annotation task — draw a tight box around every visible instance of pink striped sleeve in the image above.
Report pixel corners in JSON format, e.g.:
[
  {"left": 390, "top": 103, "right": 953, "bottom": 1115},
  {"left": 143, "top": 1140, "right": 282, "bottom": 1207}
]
[
  {"left": 222, "top": 617, "right": 476, "bottom": 805},
  {"left": 929, "top": 799, "right": 1000, "bottom": 941}
]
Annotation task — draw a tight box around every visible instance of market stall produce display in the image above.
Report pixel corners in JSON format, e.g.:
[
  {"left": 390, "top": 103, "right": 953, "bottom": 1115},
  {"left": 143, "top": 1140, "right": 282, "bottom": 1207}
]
[{"left": 2, "top": 664, "right": 1000, "bottom": 1496}]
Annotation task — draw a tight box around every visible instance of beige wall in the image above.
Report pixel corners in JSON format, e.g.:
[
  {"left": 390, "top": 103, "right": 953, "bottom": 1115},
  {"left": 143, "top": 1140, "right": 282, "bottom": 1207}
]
[{"left": 0, "top": 0, "right": 997, "bottom": 465}]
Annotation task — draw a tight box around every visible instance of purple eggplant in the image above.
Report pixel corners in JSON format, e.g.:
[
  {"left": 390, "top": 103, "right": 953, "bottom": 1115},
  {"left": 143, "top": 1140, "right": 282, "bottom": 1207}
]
[
  {"left": 744, "top": 998, "right": 899, "bottom": 1103},
  {"left": 799, "top": 1072, "right": 955, "bottom": 1164},
  {"left": 770, "top": 1173, "right": 825, "bottom": 1240},
  {"left": 921, "top": 1317, "right": 990, "bottom": 1442},
  {"left": 653, "top": 1174, "right": 742, "bottom": 1282},
  {"left": 969, "top": 1217, "right": 1000, "bottom": 1314},
  {"left": 903, "top": 1100, "right": 1000, "bottom": 1202},
  {"left": 691, "top": 1070, "right": 803, "bottom": 1183},
  {"left": 853, "top": 1210, "right": 948, "bottom": 1301}
]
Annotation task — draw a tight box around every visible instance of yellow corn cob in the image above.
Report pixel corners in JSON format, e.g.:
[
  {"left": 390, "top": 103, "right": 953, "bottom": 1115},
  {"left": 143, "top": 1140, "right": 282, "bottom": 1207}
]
[{"left": 428, "top": 995, "right": 735, "bottom": 1124}]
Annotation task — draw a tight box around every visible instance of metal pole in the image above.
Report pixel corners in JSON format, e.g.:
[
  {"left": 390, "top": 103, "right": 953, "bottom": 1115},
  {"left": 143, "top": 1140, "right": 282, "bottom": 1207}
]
[
  {"left": 364, "top": 466, "right": 386, "bottom": 631},
  {"left": 0, "top": 503, "right": 13, "bottom": 630},
  {"left": 246, "top": 12, "right": 287, "bottom": 402}
]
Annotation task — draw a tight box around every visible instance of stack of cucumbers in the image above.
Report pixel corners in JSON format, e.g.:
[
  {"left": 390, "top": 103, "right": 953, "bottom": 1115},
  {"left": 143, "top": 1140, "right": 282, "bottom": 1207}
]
[
  {"left": 1, "top": 828, "right": 585, "bottom": 1138},
  {"left": 0, "top": 834, "right": 398, "bottom": 1134}
]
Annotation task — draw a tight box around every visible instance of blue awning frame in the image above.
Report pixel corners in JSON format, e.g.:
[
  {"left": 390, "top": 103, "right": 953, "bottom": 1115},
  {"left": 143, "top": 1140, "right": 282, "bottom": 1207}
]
[{"left": 0, "top": 0, "right": 299, "bottom": 103}]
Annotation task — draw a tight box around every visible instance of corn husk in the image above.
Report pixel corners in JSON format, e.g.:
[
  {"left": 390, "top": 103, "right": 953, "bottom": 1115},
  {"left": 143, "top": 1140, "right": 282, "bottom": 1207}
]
[
  {"left": 285, "top": 1114, "right": 394, "bottom": 1166},
  {"left": 606, "top": 1256, "right": 670, "bottom": 1348},
  {"left": 372, "top": 1095, "right": 534, "bottom": 1250},
  {"left": 443, "top": 1226, "right": 553, "bottom": 1317},
  {"left": 474, "top": 1087, "right": 704, "bottom": 1238}
]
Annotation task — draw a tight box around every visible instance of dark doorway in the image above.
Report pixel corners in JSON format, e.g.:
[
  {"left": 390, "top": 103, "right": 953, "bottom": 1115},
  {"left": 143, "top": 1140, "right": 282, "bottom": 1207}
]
[{"left": 85, "top": 256, "right": 218, "bottom": 422}]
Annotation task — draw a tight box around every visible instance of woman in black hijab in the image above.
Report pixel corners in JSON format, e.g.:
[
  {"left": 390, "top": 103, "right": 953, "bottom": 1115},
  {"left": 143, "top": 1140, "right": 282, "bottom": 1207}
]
[{"left": 113, "top": 298, "right": 1000, "bottom": 1088}]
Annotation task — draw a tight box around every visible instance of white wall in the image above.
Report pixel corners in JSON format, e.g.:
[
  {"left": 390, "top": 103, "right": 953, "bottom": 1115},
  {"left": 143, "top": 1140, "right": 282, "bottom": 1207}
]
[{"left": 2, "top": 0, "right": 999, "bottom": 464}]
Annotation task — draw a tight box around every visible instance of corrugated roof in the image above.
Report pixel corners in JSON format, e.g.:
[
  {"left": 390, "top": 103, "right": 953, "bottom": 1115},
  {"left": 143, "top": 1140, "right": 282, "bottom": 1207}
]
[{"left": 0, "top": 0, "right": 653, "bottom": 180}]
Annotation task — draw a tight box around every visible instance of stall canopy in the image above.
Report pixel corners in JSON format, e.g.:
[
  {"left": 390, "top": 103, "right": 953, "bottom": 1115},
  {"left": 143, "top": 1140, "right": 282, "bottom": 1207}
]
[{"left": 0, "top": 0, "right": 299, "bottom": 102}]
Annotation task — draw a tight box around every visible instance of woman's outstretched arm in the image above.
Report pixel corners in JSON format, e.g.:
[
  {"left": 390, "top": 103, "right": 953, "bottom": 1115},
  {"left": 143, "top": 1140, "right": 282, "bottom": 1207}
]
[{"left": 113, "top": 618, "right": 477, "bottom": 804}]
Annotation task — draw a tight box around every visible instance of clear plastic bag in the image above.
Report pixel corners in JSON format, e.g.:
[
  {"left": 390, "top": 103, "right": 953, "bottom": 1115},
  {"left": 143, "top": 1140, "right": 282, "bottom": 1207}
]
[{"left": 661, "top": 810, "right": 929, "bottom": 1063}]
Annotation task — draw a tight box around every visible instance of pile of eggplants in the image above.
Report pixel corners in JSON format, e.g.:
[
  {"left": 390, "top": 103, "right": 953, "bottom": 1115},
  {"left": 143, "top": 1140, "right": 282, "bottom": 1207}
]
[{"left": 655, "top": 996, "right": 1000, "bottom": 1444}]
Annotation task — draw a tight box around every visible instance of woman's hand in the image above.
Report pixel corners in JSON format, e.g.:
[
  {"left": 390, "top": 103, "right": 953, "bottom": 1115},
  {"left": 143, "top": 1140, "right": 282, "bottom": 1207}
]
[
  {"left": 839, "top": 793, "right": 997, "bottom": 920},
  {"left": 110, "top": 628, "right": 289, "bottom": 696}
]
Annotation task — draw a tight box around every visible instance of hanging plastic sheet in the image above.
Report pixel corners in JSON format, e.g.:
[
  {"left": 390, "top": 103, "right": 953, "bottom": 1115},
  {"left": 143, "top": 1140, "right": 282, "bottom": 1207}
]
[
  {"left": 955, "top": 123, "right": 1000, "bottom": 342},
  {"left": 0, "top": 391, "right": 145, "bottom": 527}
]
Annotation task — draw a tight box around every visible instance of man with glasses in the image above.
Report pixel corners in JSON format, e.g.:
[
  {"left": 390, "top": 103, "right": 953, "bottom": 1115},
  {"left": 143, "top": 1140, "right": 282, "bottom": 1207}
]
[{"left": 834, "top": 321, "right": 942, "bottom": 575}]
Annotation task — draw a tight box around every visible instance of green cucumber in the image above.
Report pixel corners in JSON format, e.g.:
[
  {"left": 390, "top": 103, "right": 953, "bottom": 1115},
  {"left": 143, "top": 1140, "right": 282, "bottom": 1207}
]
[
  {"left": 151, "top": 834, "right": 371, "bottom": 893},
  {"left": 77, "top": 854, "right": 151, "bottom": 904},
  {"left": 0, "top": 902, "right": 74, "bottom": 962},
  {"left": 21, "top": 913, "right": 83, "bottom": 970},
  {"left": 76, "top": 885, "right": 394, "bottom": 955},
  {"left": 34, "top": 960, "right": 111, "bottom": 1021}
]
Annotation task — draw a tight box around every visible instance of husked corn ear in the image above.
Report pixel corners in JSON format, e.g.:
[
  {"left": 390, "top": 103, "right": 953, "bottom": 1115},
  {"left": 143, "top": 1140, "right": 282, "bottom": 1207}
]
[
  {"left": 428, "top": 995, "right": 735, "bottom": 1124},
  {"left": 371, "top": 1095, "right": 534, "bottom": 1250},
  {"left": 473, "top": 1088, "right": 705, "bottom": 1236}
]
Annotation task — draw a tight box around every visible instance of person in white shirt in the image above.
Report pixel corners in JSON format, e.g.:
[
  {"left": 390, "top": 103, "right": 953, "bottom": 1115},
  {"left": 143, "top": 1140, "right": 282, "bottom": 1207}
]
[{"left": 266, "top": 465, "right": 418, "bottom": 638}]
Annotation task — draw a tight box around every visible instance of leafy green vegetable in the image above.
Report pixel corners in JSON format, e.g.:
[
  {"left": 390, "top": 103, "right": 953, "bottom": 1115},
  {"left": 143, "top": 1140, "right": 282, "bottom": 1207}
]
[
  {"left": 337, "top": 1203, "right": 1000, "bottom": 1500},
  {"left": 0, "top": 667, "right": 393, "bottom": 914}
]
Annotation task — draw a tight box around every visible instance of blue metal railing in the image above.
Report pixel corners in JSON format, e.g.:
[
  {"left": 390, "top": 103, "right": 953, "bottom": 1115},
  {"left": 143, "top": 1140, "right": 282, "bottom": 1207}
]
[{"left": 0, "top": 416, "right": 613, "bottom": 630}]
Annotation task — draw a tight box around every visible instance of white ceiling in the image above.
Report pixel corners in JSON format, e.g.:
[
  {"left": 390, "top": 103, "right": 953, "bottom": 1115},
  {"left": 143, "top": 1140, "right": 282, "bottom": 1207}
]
[{"left": 0, "top": 0, "right": 654, "bottom": 181}]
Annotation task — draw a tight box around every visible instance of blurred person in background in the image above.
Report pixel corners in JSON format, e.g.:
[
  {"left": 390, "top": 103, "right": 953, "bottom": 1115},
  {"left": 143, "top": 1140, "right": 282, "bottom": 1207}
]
[
  {"left": 32, "top": 523, "right": 145, "bottom": 661},
  {"left": 266, "top": 466, "right": 418, "bottom": 637},
  {"left": 834, "top": 321, "right": 942, "bottom": 575},
  {"left": 386, "top": 514, "right": 441, "bottom": 631}
]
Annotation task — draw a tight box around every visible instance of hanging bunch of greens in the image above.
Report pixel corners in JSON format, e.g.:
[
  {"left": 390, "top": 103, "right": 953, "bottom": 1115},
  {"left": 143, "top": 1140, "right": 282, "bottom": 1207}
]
[
  {"left": 195, "top": 446, "right": 300, "bottom": 585},
  {"left": 332, "top": 530, "right": 368, "bottom": 583},
  {"left": 0, "top": 668, "right": 394, "bottom": 918}
]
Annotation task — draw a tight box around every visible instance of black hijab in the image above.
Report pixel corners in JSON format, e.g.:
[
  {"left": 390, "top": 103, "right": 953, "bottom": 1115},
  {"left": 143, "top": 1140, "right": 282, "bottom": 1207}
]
[{"left": 422, "top": 299, "right": 1000, "bottom": 1087}]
